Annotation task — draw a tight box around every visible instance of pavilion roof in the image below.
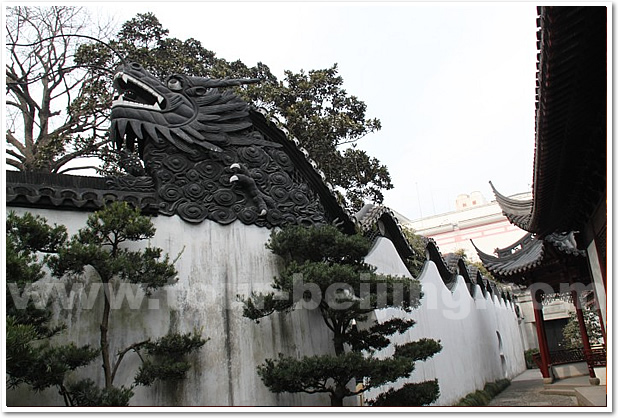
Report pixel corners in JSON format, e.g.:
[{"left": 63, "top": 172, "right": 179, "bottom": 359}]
[{"left": 472, "top": 231, "right": 587, "bottom": 289}]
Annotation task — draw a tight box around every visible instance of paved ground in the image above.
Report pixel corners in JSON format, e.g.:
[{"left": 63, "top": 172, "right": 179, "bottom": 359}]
[{"left": 488, "top": 369, "right": 578, "bottom": 407}]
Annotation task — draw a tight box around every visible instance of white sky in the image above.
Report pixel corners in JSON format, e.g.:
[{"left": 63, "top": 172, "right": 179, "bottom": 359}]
[{"left": 94, "top": 2, "right": 539, "bottom": 220}]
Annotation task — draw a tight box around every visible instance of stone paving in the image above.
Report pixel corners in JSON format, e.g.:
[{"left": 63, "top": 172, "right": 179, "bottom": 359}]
[{"left": 488, "top": 369, "right": 578, "bottom": 407}]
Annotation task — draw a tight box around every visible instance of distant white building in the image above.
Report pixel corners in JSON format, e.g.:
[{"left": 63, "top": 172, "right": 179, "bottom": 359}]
[
  {"left": 455, "top": 191, "right": 488, "bottom": 210},
  {"left": 400, "top": 191, "right": 531, "bottom": 262}
]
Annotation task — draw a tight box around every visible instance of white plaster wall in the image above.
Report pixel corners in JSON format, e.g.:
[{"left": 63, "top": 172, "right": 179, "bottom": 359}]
[
  {"left": 6, "top": 209, "right": 525, "bottom": 407},
  {"left": 363, "top": 237, "right": 526, "bottom": 406}
]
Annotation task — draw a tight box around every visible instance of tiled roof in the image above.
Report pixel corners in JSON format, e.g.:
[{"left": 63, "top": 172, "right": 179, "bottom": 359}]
[
  {"left": 473, "top": 231, "right": 585, "bottom": 279},
  {"left": 6, "top": 171, "right": 159, "bottom": 213},
  {"left": 355, "top": 204, "right": 415, "bottom": 261},
  {"left": 424, "top": 240, "right": 511, "bottom": 302},
  {"left": 474, "top": 234, "right": 544, "bottom": 278},
  {"left": 489, "top": 182, "right": 532, "bottom": 230}
]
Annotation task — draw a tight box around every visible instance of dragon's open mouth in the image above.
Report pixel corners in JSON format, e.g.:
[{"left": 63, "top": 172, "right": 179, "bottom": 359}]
[{"left": 112, "top": 72, "right": 166, "bottom": 110}]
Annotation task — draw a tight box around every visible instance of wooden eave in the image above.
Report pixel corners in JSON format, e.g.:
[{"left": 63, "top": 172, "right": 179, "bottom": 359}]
[{"left": 493, "top": 6, "right": 607, "bottom": 237}]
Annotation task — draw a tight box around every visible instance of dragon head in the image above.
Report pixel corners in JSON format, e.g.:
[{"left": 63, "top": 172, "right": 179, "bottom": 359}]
[{"left": 110, "top": 62, "right": 260, "bottom": 156}]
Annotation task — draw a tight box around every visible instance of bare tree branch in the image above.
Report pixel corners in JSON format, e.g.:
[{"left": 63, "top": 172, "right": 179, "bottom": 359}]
[
  {"left": 52, "top": 138, "right": 111, "bottom": 172},
  {"left": 6, "top": 148, "right": 26, "bottom": 162},
  {"left": 6, "top": 130, "right": 27, "bottom": 155},
  {"left": 5, "top": 158, "right": 24, "bottom": 170},
  {"left": 5, "top": 6, "right": 114, "bottom": 173},
  {"left": 110, "top": 339, "right": 150, "bottom": 385},
  {"left": 56, "top": 165, "right": 101, "bottom": 174}
]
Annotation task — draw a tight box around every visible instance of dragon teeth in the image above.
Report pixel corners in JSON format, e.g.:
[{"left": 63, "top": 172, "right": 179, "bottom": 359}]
[
  {"left": 144, "top": 124, "right": 158, "bottom": 140},
  {"left": 130, "top": 120, "right": 143, "bottom": 139},
  {"left": 111, "top": 98, "right": 162, "bottom": 111},
  {"left": 116, "top": 119, "right": 128, "bottom": 138}
]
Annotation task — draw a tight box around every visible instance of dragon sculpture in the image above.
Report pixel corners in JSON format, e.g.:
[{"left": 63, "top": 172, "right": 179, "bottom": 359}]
[{"left": 109, "top": 62, "right": 328, "bottom": 227}]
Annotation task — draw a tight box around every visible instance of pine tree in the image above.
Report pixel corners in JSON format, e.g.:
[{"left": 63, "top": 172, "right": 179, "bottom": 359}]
[
  {"left": 47, "top": 202, "right": 207, "bottom": 404},
  {"left": 6, "top": 211, "right": 100, "bottom": 405},
  {"left": 241, "top": 225, "right": 441, "bottom": 406},
  {"left": 7, "top": 202, "right": 207, "bottom": 406}
]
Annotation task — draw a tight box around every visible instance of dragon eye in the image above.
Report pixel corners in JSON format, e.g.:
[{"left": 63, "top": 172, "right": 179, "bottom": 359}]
[{"left": 167, "top": 78, "right": 183, "bottom": 91}]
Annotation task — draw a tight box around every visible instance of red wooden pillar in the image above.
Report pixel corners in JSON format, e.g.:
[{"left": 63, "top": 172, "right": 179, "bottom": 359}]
[
  {"left": 532, "top": 289, "right": 552, "bottom": 382},
  {"left": 571, "top": 290, "right": 597, "bottom": 380}
]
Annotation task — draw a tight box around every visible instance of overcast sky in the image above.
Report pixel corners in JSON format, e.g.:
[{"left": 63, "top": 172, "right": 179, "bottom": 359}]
[{"left": 94, "top": 1, "right": 539, "bottom": 221}]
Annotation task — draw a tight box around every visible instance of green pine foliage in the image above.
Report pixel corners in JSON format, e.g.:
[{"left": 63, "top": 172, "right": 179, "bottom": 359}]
[
  {"left": 524, "top": 348, "right": 539, "bottom": 369},
  {"left": 257, "top": 352, "right": 415, "bottom": 397},
  {"left": 134, "top": 332, "right": 208, "bottom": 386},
  {"left": 241, "top": 225, "right": 441, "bottom": 406},
  {"left": 66, "top": 379, "right": 134, "bottom": 407},
  {"left": 6, "top": 211, "right": 100, "bottom": 404},
  {"left": 368, "top": 379, "right": 440, "bottom": 406},
  {"left": 400, "top": 227, "right": 427, "bottom": 277}
]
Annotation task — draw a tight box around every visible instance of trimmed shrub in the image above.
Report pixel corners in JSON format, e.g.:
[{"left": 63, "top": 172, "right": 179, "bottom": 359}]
[
  {"left": 454, "top": 379, "right": 510, "bottom": 406},
  {"left": 368, "top": 379, "right": 440, "bottom": 406},
  {"left": 524, "top": 348, "right": 540, "bottom": 369}
]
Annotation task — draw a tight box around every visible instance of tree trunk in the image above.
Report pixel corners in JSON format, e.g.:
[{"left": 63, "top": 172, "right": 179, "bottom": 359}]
[
  {"left": 100, "top": 282, "right": 113, "bottom": 388},
  {"left": 330, "top": 394, "right": 344, "bottom": 407},
  {"left": 333, "top": 332, "right": 345, "bottom": 356}
]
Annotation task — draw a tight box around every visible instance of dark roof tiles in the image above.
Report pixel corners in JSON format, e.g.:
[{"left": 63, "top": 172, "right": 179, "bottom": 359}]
[{"left": 473, "top": 231, "right": 584, "bottom": 278}]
